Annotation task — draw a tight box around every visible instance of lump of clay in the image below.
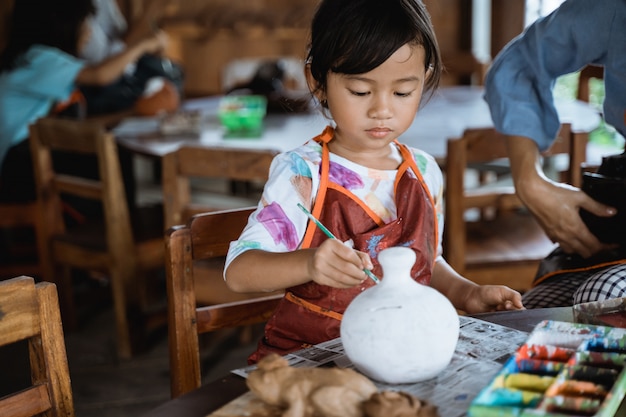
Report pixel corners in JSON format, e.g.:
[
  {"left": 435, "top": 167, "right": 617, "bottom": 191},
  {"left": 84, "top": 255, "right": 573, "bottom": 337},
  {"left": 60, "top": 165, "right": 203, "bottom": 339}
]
[
  {"left": 246, "top": 353, "right": 378, "bottom": 417},
  {"left": 363, "top": 391, "right": 440, "bottom": 417}
]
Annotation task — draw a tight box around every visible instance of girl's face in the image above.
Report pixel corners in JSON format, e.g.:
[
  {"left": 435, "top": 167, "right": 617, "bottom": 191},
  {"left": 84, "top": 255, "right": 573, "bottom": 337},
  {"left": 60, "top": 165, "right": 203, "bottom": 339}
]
[{"left": 319, "top": 44, "right": 428, "bottom": 162}]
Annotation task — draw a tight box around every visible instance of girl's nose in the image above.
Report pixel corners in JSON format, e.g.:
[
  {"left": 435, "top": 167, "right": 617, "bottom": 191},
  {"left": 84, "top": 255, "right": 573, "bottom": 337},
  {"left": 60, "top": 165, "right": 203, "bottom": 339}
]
[{"left": 368, "top": 96, "right": 392, "bottom": 119}]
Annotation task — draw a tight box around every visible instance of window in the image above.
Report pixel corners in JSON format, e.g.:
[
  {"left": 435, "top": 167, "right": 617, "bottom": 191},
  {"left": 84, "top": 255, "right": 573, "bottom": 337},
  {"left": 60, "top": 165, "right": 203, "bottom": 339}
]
[{"left": 525, "top": 0, "right": 565, "bottom": 25}]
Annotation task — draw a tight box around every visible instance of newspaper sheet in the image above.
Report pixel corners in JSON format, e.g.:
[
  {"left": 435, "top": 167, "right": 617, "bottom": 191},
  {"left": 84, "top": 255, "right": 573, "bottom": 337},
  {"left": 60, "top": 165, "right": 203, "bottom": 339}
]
[{"left": 231, "top": 316, "right": 529, "bottom": 417}]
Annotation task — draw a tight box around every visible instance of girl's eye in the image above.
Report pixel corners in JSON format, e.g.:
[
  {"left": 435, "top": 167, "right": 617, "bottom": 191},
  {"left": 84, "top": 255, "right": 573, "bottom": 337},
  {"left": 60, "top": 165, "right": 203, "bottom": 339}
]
[
  {"left": 348, "top": 89, "right": 369, "bottom": 97},
  {"left": 395, "top": 91, "right": 413, "bottom": 97}
]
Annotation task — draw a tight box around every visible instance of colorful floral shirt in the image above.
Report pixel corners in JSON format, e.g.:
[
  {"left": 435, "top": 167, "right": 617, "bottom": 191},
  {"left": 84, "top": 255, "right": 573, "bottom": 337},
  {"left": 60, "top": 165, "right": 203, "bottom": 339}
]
[{"left": 224, "top": 131, "right": 444, "bottom": 275}]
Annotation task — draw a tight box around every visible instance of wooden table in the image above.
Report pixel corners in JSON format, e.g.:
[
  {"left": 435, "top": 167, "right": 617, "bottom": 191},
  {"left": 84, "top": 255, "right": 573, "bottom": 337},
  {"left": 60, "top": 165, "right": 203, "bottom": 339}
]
[
  {"left": 139, "top": 307, "right": 576, "bottom": 417},
  {"left": 114, "top": 86, "right": 602, "bottom": 163}
]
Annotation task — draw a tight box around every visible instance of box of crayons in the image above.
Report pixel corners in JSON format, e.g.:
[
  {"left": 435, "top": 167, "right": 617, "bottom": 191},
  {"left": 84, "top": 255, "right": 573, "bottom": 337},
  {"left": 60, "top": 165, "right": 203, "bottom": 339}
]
[{"left": 469, "top": 320, "right": 626, "bottom": 417}]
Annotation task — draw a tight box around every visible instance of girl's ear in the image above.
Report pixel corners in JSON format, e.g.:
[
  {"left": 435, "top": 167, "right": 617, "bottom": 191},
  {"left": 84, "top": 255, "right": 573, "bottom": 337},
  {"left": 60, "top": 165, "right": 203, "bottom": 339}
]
[{"left": 304, "top": 63, "right": 325, "bottom": 103}]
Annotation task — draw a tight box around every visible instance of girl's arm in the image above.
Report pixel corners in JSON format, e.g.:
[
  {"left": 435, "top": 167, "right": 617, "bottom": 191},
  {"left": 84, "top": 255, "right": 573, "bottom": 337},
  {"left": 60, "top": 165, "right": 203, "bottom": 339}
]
[
  {"left": 76, "top": 30, "right": 167, "bottom": 86},
  {"left": 430, "top": 258, "right": 524, "bottom": 313},
  {"left": 225, "top": 239, "right": 373, "bottom": 293}
]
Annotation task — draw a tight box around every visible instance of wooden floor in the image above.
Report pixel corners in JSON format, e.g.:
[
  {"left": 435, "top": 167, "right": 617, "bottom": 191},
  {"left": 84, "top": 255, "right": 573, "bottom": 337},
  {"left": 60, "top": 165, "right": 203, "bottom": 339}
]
[
  {"left": 69, "top": 304, "right": 261, "bottom": 417},
  {"left": 0, "top": 286, "right": 261, "bottom": 417}
]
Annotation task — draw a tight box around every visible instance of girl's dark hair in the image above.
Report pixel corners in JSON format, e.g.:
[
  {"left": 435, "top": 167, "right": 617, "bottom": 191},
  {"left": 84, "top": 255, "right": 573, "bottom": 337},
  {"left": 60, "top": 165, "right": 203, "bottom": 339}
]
[
  {"left": 0, "top": 0, "right": 95, "bottom": 72},
  {"left": 307, "top": 0, "right": 441, "bottom": 98}
]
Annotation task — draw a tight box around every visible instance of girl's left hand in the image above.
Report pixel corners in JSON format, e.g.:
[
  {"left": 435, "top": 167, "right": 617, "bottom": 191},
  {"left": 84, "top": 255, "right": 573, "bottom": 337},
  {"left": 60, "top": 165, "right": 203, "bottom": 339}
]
[{"left": 462, "top": 285, "right": 525, "bottom": 314}]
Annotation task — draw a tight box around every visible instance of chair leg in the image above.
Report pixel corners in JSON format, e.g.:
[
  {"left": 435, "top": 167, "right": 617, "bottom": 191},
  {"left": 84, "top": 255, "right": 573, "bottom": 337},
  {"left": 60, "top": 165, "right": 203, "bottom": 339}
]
[
  {"left": 55, "top": 266, "right": 77, "bottom": 331},
  {"left": 109, "top": 267, "right": 133, "bottom": 359}
]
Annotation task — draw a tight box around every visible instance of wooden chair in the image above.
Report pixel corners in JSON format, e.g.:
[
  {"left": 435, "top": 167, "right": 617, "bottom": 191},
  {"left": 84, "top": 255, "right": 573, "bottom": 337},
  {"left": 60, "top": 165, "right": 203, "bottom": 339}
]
[
  {"left": 0, "top": 201, "right": 45, "bottom": 280},
  {"left": 0, "top": 275, "right": 73, "bottom": 417},
  {"left": 161, "top": 145, "right": 278, "bottom": 229},
  {"left": 577, "top": 64, "right": 604, "bottom": 103},
  {"left": 29, "top": 117, "right": 165, "bottom": 359},
  {"left": 576, "top": 65, "right": 605, "bottom": 174},
  {"left": 165, "top": 207, "right": 283, "bottom": 398},
  {"left": 443, "top": 124, "right": 587, "bottom": 292}
]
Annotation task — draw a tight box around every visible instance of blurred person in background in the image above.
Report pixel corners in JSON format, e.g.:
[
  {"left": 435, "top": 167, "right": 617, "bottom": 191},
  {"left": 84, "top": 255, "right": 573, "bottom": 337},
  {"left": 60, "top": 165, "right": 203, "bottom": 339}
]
[
  {"left": 79, "top": 0, "right": 184, "bottom": 116},
  {"left": 484, "top": 0, "right": 626, "bottom": 308}
]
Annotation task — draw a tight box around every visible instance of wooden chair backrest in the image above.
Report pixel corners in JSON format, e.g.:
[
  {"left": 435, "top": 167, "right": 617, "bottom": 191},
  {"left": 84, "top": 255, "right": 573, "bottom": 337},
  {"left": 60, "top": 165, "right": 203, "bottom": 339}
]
[
  {"left": 29, "top": 117, "right": 136, "bottom": 277},
  {"left": 577, "top": 64, "right": 604, "bottom": 103},
  {"left": 162, "top": 146, "right": 278, "bottom": 229},
  {"left": 165, "top": 207, "right": 282, "bottom": 398},
  {"left": 443, "top": 124, "right": 585, "bottom": 270},
  {"left": 0, "top": 276, "right": 73, "bottom": 417}
]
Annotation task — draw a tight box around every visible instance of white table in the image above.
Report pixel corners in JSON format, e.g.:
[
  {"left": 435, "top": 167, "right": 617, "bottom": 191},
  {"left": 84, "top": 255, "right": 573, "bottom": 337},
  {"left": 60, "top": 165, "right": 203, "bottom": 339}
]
[
  {"left": 411, "top": 86, "right": 602, "bottom": 160},
  {"left": 114, "top": 86, "right": 602, "bottom": 162}
]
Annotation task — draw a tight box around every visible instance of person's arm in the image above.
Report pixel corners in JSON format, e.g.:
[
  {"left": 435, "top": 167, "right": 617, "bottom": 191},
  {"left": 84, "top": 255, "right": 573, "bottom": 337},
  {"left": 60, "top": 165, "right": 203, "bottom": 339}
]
[
  {"left": 430, "top": 259, "right": 524, "bottom": 314},
  {"left": 76, "top": 30, "right": 167, "bottom": 86},
  {"left": 225, "top": 239, "right": 373, "bottom": 293},
  {"left": 506, "top": 135, "right": 616, "bottom": 257},
  {"left": 484, "top": 0, "right": 620, "bottom": 257},
  {"left": 124, "top": 0, "right": 174, "bottom": 48}
]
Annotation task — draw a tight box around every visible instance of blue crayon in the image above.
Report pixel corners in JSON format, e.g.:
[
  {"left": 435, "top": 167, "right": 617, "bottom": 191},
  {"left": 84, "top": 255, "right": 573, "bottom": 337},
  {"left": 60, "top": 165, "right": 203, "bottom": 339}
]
[{"left": 477, "top": 387, "right": 543, "bottom": 407}]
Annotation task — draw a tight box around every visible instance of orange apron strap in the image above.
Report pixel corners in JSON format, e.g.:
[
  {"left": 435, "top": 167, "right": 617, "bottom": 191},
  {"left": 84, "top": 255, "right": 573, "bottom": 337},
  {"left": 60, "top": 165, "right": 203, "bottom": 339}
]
[
  {"left": 313, "top": 127, "right": 333, "bottom": 220},
  {"left": 285, "top": 291, "right": 343, "bottom": 321},
  {"left": 52, "top": 89, "right": 86, "bottom": 115},
  {"left": 396, "top": 142, "right": 439, "bottom": 261},
  {"left": 534, "top": 259, "right": 626, "bottom": 286},
  {"left": 302, "top": 127, "right": 334, "bottom": 248}
]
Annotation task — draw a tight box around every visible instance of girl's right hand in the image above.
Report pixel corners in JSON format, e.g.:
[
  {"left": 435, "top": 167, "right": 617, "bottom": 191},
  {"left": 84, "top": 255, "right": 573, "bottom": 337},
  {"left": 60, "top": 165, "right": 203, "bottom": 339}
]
[{"left": 307, "top": 239, "right": 373, "bottom": 288}]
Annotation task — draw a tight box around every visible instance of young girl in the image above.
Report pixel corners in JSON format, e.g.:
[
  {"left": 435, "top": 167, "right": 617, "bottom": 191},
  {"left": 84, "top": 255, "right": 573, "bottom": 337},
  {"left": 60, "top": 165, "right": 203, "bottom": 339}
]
[
  {"left": 224, "top": 0, "right": 524, "bottom": 363},
  {"left": 0, "top": 0, "right": 166, "bottom": 202}
]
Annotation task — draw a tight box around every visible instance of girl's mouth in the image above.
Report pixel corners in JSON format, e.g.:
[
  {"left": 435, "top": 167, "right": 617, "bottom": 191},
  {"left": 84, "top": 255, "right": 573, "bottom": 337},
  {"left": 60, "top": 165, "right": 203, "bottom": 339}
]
[{"left": 367, "top": 128, "right": 392, "bottom": 138}]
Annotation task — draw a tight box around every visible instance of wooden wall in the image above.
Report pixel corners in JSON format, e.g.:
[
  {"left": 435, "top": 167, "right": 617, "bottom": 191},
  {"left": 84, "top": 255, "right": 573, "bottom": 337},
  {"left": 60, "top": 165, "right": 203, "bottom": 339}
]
[
  {"left": 491, "top": 0, "right": 526, "bottom": 58},
  {"left": 121, "top": 0, "right": 317, "bottom": 96},
  {"left": 135, "top": 0, "right": 503, "bottom": 95},
  {"left": 424, "top": 0, "right": 478, "bottom": 85},
  {"left": 0, "top": 0, "right": 526, "bottom": 96}
]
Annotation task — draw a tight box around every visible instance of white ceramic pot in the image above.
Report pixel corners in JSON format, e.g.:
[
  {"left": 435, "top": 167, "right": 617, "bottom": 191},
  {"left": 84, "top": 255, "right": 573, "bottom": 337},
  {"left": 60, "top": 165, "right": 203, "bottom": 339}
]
[{"left": 340, "top": 246, "right": 459, "bottom": 384}]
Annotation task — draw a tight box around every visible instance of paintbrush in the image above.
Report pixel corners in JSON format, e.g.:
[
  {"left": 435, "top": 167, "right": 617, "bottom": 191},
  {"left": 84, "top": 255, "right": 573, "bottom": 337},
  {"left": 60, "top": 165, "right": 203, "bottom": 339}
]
[{"left": 297, "top": 203, "right": 380, "bottom": 284}]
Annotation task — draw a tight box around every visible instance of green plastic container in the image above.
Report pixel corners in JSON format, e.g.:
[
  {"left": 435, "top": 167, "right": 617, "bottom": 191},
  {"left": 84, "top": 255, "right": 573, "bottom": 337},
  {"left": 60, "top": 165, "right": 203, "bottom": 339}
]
[{"left": 218, "top": 95, "right": 267, "bottom": 138}]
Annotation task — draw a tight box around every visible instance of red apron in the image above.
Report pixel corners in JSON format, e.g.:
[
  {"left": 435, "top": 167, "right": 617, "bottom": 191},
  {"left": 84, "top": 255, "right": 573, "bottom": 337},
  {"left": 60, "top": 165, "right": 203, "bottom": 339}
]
[{"left": 248, "top": 127, "right": 438, "bottom": 363}]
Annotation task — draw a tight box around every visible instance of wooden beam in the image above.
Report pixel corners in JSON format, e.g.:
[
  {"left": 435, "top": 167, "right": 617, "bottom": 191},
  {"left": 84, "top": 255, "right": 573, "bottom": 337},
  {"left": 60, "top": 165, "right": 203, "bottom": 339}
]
[{"left": 491, "top": 0, "right": 525, "bottom": 58}]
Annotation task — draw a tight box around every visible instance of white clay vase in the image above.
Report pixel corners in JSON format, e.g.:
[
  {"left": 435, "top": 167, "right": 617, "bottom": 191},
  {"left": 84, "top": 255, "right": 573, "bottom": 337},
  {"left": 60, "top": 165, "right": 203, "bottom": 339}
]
[{"left": 340, "top": 246, "right": 460, "bottom": 384}]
